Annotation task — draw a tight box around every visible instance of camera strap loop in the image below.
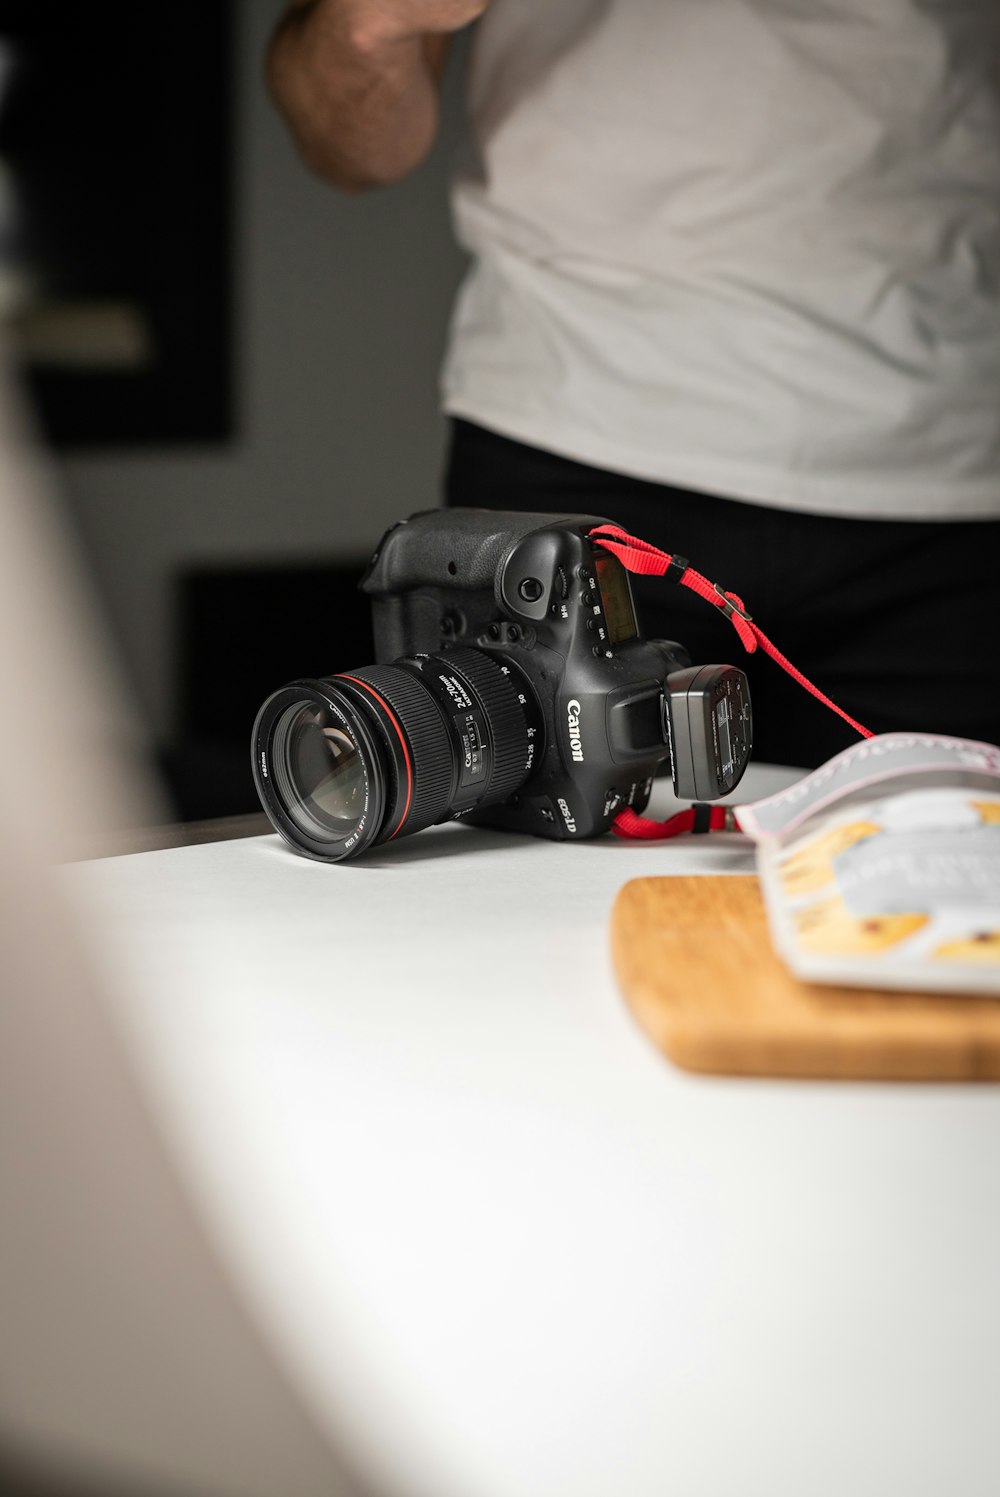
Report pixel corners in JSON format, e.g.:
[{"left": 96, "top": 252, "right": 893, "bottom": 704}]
[
  {"left": 611, "top": 804, "right": 739, "bottom": 840},
  {"left": 587, "top": 524, "right": 873, "bottom": 740}
]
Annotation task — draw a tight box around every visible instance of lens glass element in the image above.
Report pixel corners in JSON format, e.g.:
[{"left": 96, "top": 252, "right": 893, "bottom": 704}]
[{"left": 275, "top": 702, "right": 368, "bottom": 840}]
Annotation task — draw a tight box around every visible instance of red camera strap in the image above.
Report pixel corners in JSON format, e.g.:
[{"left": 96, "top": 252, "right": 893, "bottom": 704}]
[
  {"left": 587, "top": 523, "right": 873, "bottom": 841},
  {"left": 612, "top": 803, "right": 735, "bottom": 840}
]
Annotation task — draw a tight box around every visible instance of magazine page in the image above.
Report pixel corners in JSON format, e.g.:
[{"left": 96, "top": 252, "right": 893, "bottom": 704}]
[{"left": 737, "top": 735, "right": 1000, "bottom": 996}]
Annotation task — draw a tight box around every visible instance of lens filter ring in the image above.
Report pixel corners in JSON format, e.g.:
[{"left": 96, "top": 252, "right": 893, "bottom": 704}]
[{"left": 252, "top": 682, "right": 387, "bottom": 862}]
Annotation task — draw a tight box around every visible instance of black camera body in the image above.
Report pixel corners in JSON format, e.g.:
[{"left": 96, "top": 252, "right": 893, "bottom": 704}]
[
  {"left": 363, "top": 508, "right": 750, "bottom": 840},
  {"left": 252, "top": 510, "right": 752, "bottom": 862}
]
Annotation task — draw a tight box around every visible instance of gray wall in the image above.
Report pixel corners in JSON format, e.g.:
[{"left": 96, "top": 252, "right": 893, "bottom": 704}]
[{"left": 54, "top": 0, "right": 469, "bottom": 742}]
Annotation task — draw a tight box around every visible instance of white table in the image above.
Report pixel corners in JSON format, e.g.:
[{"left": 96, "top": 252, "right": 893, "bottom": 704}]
[{"left": 66, "top": 766, "right": 1000, "bottom": 1497}]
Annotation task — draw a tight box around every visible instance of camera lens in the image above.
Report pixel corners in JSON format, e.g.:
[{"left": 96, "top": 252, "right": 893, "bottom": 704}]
[
  {"left": 254, "top": 683, "right": 386, "bottom": 861},
  {"left": 252, "top": 648, "right": 541, "bottom": 862},
  {"left": 274, "top": 703, "right": 368, "bottom": 840}
]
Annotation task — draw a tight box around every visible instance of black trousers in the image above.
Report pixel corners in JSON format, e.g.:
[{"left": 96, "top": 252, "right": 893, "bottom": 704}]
[{"left": 445, "top": 418, "right": 1000, "bottom": 770}]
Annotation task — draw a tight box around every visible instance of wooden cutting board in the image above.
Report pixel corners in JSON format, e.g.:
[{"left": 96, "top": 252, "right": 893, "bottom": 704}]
[{"left": 610, "top": 876, "right": 1000, "bottom": 1080}]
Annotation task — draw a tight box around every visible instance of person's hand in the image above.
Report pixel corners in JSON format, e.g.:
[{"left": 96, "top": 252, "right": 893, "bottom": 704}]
[
  {"left": 330, "top": 0, "right": 490, "bottom": 51},
  {"left": 271, "top": 0, "right": 485, "bottom": 185}
]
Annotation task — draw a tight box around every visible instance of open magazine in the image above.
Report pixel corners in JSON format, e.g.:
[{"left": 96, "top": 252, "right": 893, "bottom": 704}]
[{"left": 737, "top": 735, "right": 1000, "bottom": 996}]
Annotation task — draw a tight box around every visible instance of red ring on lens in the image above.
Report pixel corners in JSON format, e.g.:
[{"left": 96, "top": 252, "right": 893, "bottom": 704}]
[{"left": 337, "top": 674, "right": 413, "bottom": 837}]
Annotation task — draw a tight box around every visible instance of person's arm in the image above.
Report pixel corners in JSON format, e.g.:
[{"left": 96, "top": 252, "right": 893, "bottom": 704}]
[{"left": 267, "top": 0, "right": 487, "bottom": 191}]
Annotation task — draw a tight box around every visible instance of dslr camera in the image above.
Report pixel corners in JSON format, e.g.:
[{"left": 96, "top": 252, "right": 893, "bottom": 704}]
[{"left": 252, "top": 509, "right": 752, "bottom": 862}]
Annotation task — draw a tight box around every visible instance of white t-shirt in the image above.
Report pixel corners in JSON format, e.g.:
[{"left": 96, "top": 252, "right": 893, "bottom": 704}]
[{"left": 442, "top": 0, "right": 1000, "bottom": 519}]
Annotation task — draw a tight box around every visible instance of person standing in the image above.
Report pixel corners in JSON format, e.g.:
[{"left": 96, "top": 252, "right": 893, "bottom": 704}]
[{"left": 268, "top": 1, "right": 1000, "bottom": 766}]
